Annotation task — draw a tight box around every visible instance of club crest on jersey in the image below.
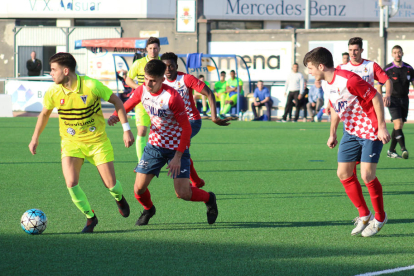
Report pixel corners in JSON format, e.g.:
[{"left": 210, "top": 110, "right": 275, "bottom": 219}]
[
  {"left": 60, "top": 99, "right": 65, "bottom": 105},
  {"left": 80, "top": 95, "right": 87, "bottom": 104},
  {"left": 337, "top": 87, "right": 340, "bottom": 94},
  {"left": 159, "top": 99, "right": 164, "bottom": 108},
  {"left": 177, "top": 82, "right": 181, "bottom": 86},
  {"left": 364, "top": 67, "right": 368, "bottom": 73}
]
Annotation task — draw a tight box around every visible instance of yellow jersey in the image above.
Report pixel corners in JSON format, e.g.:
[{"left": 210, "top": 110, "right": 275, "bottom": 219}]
[
  {"left": 43, "top": 75, "right": 112, "bottom": 143},
  {"left": 127, "top": 56, "right": 160, "bottom": 86}
]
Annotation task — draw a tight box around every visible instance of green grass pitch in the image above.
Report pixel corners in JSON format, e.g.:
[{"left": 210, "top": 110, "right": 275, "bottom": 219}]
[{"left": 1, "top": 117, "right": 414, "bottom": 276}]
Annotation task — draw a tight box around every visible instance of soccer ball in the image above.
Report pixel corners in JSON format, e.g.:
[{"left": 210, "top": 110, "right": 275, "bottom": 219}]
[{"left": 21, "top": 209, "right": 47, "bottom": 235}]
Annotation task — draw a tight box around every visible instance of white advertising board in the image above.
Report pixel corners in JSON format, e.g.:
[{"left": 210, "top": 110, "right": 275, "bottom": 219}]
[
  {"left": 5, "top": 80, "right": 54, "bottom": 112},
  {"left": 208, "top": 41, "right": 292, "bottom": 82},
  {"left": 204, "top": 0, "right": 414, "bottom": 22},
  {"left": 176, "top": 0, "right": 197, "bottom": 32}
]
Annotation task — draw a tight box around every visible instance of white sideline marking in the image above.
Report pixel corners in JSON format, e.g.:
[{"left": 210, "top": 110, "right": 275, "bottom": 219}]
[{"left": 355, "top": 265, "right": 414, "bottom": 276}]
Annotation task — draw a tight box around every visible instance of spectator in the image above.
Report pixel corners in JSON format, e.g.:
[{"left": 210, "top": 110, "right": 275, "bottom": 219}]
[
  {"left": 211, "top": 71, "right": 227, "bottom": 115},
  {"left": 116, "top": 70, "right": 132, "bottom": 103},
  {"left": 306, "top": 80, "right": 324, "bottom": 122},
  {"left": 251, "top": 80, "right": 273, "bottom": 121},
  {"left": 342, "top": 52, "right": 350, "bottom": 65},
  {"left": 193, "top": 74, "right": 209, "bottom": 116},
  {"left": 26, "top": 51, "right": 42, "bottom": 76},
  {"left": 222, "top": 70, "right": 243, "bottom": 118},
  {"left": 296, "top": 80, "right": 309, "bottom": 122},
  {"left": 279, "top": 63, "right": 304, "bottom": 122}
]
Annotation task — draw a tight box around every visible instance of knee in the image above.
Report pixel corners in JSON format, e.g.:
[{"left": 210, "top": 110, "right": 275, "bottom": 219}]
[
  {"left": 175, "top": 190, "right": 191, "bottom": 200},
  {"left": 134, "top": 183, "right": 146, "bottom": 195},
  {"left": 337, "top": 169, "right": 353, "bottom": 181},
  {"left": 361, "top": 172, "right": 375, "bottom": 184},
  {"left": 65, "top": 180, "right": 79, "bottom": 188}
]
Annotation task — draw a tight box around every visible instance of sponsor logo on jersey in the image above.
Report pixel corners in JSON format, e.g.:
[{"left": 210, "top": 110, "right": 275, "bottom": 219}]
[
  {"left": 364, "top": 88, "right": 371, "bottom": 98},
  {"left": 64, "top": 118, "right": 95, "bottom": 127},
  {"left": 334, "top": 101, "right": 348, "bottom": 113},
  {"left": 67, "top": 128, "right": 76, "bottom": 136},
  {"left": 80, "top": 95, "right": 88, "bottom": 104},
  {"left": 89, "top": 126, "right": 96, "bottom": 132},
  {"left": 60, "top": 99, "right": 65, "bottom": 105}
]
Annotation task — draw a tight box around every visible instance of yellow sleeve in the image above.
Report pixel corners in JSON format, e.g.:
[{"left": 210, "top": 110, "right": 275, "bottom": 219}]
[
  {"left": 127, "top": 60, "right": 140, "bottom": 80},
  {"left": 239, "top": 79, "right": 243, "bottom": 86},
  {"left": 92, "top": 81, "right": 113, "bottom": 101},
  {"left": 43, "top": 89, "right": 55, "bottom": 110}
]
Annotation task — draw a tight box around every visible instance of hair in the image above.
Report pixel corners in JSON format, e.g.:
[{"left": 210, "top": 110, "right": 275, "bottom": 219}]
[
  {"left": 146, "top": 37, "right": 160, "bottom": 47},
  {"left": 342, "top": 52, "right": 349, "bottom": 56},
  {"left": 348, "top": 37, "right": 363, "bottom": 49},
  {"left": 49, "top": 52, "right": 77, "bottom": 72},
  {"left": 303, "top": 47, "right": 334, "bottom": 69},
  {"left": 392, "top": 45, "right": 403, "bottom": 52},
  {"left": 160, "top": 52, "right": 178, "bottom": 64},
  {"left": 220, "top": 71, "right": 226, "bottom": 75},
  {"left": 144, "top": 59, "right": 166, "bottom": 78},
  {"left": 257, "top": 80, "right": 263, "bottom": 83},
  {"left": 293, "top": 63, "right": 299, "bottom": 66},
  {"left": 198, "top": 74, "right": 205, "bottom": 78},
  {"left": 230, "top": 70, "right": 235, "bottom": 73}
]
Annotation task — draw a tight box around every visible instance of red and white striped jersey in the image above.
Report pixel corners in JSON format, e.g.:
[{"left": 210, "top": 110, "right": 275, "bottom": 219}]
[
  {"left": 337, "top": 59, "right": 389, "bottom": 86},
  {"left": 115, "top": 84, "right": 191, "bottom": 152},
  {"left": 164, "top": 72, "right": 205, "bottom": 121},
  {"left": 324, "top": 69, "right": 379, "bottom": 140}
]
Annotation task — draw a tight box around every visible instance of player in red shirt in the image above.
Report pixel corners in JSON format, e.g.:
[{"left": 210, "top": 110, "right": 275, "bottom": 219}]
[
  {"left": 108, "top": 60, "right": 218, "bottom": 226},
  {"left": 304, "top": 47, "right": 391, "bottom": 237},
  {"left": 160, "top": 52, "right": 230, "bottom": 189}
]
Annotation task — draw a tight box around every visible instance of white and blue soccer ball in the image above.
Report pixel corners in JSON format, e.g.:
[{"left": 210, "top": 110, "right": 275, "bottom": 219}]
[{"left": 21, "top": 209, "right": 47, "bottom": 235}]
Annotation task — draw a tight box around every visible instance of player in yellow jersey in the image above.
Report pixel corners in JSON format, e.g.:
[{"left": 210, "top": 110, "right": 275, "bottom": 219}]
[
  {"left": 125, "top": 37, "right": 161, "bottom": 163},
  {"left": 28, "top": 53, "right": 135, "bottom": 233}
]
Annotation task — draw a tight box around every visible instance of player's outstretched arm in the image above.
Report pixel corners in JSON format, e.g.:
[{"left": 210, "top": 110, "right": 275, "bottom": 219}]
[
  {"left": 380, "top": 79, "right": 393, "bottom": 107},
  {"left": 327, "top": 107, "right": 340, "bottom": 149},
  {"left": 29, "top": 108, "right": 53, "bottom": 155},
  {"left": 199, "top": 86, "right": 230, "bottom": 126},
  {"left": 125, "top": 76, "right": 139, "bottom": 89},
  {"left": 372, "top": 92, "right": 391, "bottom": 144},
  {"left": 108, "top": 94, "right": 135, "bottom": 148}
]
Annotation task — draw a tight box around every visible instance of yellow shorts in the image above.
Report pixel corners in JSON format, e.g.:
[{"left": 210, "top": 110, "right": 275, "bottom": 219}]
[
  {"left": 61, "top": 138, "right": 114, "bottom": 166},
  {"left": 136, "top": 102, "right": 151, "bottom": 128}
]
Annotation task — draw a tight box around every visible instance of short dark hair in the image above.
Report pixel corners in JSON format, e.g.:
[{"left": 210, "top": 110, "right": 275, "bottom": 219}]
[
  {"left": 49, "top": 52, "right": 77, "bottom": 72},
  {"left": 230, "top": 70, "right": 235, "bottom": 73},
  {"left": 348, "top": 37, "right": 363, "bottom": 49},
  {"left": 258, "top": 80, "right": 263, "bottom": 83},
  {"left": 392, "top": 45, "right": 403, "bottom": 52},
  {"left": 293, "top": 63, "right": 299, "bottom": 66},
  {"left": 220, "top": 71, "right": 226, "bottom": 75},
  {"left": 160, "top": 52, "right": 178, "bottom": 64},
  {"left": 144, "top": 59, "right": 166, "bottom": 78},
  {"left": 303, "top": 47, "right": 334, "bottom": 69},
  {"left": 342, "top": 52, "right": 349, "bottom": 57},
  {"left": 198, "top": 74, "right": 204, "bottom": 78},
  {"left": 146, "top": 37, "right": 160, "bottom": 47}
]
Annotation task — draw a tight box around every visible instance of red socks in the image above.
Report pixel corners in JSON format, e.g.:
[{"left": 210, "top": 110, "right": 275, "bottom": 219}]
[
  {"left": 190, "top": 187, "right": 210, "bottom": 203},
  {"left": 189, "top": 158, "right": 202, "bottom": 186},
  {"left": 340, "top": 174, "right": 370, "bottom": 217},
  {"left": 134, "top": 189, "right": 153, "bottom": 210},
  {"left": 365, "top": 178, "right": 385, "bottom": 222}
]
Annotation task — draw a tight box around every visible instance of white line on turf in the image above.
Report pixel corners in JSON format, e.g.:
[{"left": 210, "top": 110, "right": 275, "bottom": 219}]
[{"left": 355, "top": 265, "right": 414, "bottom": 276}]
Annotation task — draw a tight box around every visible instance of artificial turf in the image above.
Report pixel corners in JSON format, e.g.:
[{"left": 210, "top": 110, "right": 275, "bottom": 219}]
[{"left": 1, "top": 117, "right": 414, "bottom": 276}]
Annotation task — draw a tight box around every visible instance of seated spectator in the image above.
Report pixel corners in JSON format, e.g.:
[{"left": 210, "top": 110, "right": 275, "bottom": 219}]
[
  {"left": 306, "top": 80, "right": 324, "bottom": 122},
  {"left": 193, "top": 74, "right": 210, "bottom": 116},
  {"left": 222, "top": 70, "right": 243, "bottom": 118},
  {"left": 251, "top": 80, "right": 273, "bottom": 121},
  {"left": 116, "top": 70, "right": 133, "bottom": 103}
]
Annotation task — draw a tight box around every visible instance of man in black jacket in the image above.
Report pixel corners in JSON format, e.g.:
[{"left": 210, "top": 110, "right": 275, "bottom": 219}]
[{"left": 26, "top": 51, "right": 42, "bottom": 76}]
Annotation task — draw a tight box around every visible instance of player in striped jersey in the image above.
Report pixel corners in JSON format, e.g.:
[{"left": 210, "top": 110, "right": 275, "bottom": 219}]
[{"left": 28, "top": 53, "right": 135, "bottom": 233}]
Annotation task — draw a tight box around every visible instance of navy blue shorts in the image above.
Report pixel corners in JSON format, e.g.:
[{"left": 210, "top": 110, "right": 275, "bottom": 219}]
[
  {"left": 190, "top": 119, "right": 202, "bottom": 138},
  {"left": 337, "top": 131, "right": 383, "bottom": 163},
  {"left": 134, "top": 143, "right": 191, "bottom": 178}
]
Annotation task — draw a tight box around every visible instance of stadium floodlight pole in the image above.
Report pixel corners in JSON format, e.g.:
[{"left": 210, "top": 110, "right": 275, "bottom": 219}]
[{"left": 305, "top": 0, "right": 311, "bottom": 29}]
